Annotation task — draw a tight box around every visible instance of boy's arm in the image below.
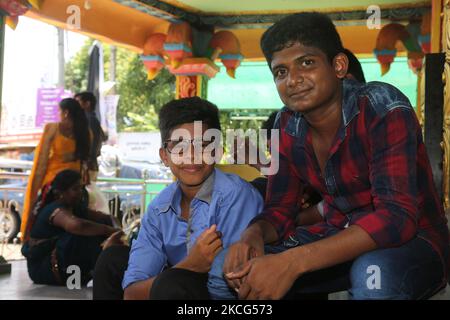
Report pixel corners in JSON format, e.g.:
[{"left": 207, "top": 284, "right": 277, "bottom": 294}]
[
  {"left": 124, "top": 277, "right": 156, "bottom": 300},
  {"left": 124, "top": 225, "right": 223, "bottom": 299},
  {"left": 229, "top": 224, "right": 376, "bottom": 300},
  {"left": 122, "top": 210, "right": 167, "bottom": 299}
]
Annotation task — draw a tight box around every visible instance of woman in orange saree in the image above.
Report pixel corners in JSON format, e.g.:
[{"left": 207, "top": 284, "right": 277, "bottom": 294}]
[{"left": 21, "top": 98, "right": 91, "bottom": 242}]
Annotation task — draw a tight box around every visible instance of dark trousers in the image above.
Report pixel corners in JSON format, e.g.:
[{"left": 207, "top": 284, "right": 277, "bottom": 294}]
[
  {"left": 26, "top": 233, "right": 105, "bottom": 286},
  {"left": 93, "top": 245, "right": 210, "bottom": 300},
  {"left": 93, "top": 245, "right": 130, "bottom": 300}
]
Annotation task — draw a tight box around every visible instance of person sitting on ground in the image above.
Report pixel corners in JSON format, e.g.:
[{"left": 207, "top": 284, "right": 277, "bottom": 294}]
[
  {"left": 223, "top": 12, "right": 449, "bottom": 300},
  {"left": 92, "top": 97, "right": 264, "bottom": 300},
  {"left": 21, "top": 169, "right": 121, "bottom": 286}
]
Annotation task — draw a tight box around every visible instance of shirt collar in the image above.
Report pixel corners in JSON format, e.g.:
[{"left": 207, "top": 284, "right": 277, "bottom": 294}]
[
  {"left": 154, "top": 169, "right": 216, "bottom": 215},
  {"left": 341, "top": 78, "right": 362, "bottom": 127},
  {"left": 283, "top": 78, "right": 363, "bottom": 147}
]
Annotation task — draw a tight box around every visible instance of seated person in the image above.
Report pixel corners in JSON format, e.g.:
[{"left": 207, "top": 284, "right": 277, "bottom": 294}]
[
  {"left": 21, "top": 169, "right": 120, "bottom": 286},
  {"left": 223, "top": 12, "right": 450, "bottom": 300},
  {"left": 233, "top": 112, "right": 322, "bottom": 221},
  {"left": 93, "top": 97, "right": 264, "bottom": 300}
]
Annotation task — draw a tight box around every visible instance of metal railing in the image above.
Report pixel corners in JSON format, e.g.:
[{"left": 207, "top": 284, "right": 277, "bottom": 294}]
[{"left": 0, "top": 170, "right": 172, "bottom": 236}]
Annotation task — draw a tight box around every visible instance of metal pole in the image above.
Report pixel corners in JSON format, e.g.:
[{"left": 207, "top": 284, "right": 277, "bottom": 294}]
[
  {"left": 57, "top": 27, "right": 65, "bottom": 88},
  {"left": 0, "top": 14, "right": 11, "bottom": 276},
  {"left": 0, "top": 14, "right": 5, "bottom": 129},
  {"left": 109, "top": 45, "right": 116, "bottom": 94}
]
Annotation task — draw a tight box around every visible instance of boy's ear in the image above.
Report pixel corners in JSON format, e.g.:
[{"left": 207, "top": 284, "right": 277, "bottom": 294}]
[
  {"left": 159, "top": 148, "right": 169, "bottom": 167},
  {"left": 333, "top": 53, "right": 349, "bottom": 79}
]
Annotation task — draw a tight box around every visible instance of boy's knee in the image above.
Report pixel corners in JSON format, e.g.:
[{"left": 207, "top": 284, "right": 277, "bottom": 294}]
[
  {"left": 95, "top": 245, "right": 130, "bottom": 273},
  {"left": 349, "top": 250, "right": 407, "bottom": 300},
  {"left": 93, "top": 245, "right": 130, "bottom": 300},
  {"left": 150, "top": 268, "right": 209, "bottom": 300}
]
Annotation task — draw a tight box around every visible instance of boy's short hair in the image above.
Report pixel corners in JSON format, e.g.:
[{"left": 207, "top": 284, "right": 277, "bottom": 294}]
[
  {"left": 74, "top": 91, "right": 97, "bottom": 110},
  {"left": 261, "top": 12, "right": 344, "bottom": 67},
  {"left": 158, "top": 97, "right": 221, "bottom": 143}
]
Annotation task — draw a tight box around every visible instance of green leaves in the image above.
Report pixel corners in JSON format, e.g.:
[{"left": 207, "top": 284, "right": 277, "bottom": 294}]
[{"left": 65, "top": 40, "right": 175, "bottom": 132}]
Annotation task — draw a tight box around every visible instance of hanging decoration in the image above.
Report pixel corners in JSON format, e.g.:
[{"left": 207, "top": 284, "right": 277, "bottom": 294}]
[
  {"left": 163, "top": 21, "right": 193, "bottom": 68},
  {"left": 141, "top": 21, "right": 243, "bottom": 81},
  {"left": 373, "top": 11, "right": 431, "bottom": 75},
  {"left": 209, "top": 31, "right": 243, "bottom": 78},
  {"left": 0, "top": 0, "right": 43, "bottom": 30},
  {"left": 141, "top": 33, "right": 167, "bottom": 80}
]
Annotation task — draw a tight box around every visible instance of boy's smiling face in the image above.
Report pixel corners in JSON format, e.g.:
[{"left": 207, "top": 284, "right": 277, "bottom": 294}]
[
  {"left": 159, "top": 122, "right": 217, "bottom": 188},
  {"left": 270, "top": 42, "right": 347, "bottom": 114}
]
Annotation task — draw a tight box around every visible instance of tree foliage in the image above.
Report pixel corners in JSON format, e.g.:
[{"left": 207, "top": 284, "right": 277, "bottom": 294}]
[
  {"left": 65, "top": 40, "right": 271, "bottom": 135},
  {"left": 65, "top": 40, "right": 175, "bottom": 132}
]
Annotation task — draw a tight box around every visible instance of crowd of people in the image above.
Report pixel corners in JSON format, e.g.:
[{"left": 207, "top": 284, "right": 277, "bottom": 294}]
[{"left": 19, "top": 12, "right": 450, "bottom": 300}]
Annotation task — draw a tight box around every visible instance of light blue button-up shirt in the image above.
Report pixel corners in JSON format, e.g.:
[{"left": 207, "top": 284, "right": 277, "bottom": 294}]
[{"left": 122, "top": 168, "right": 264, "bottom": 299}]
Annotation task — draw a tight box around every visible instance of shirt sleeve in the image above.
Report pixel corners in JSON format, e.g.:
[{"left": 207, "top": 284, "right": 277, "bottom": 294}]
[
  {"left": 249, "top": 114, "right": 303, "bottom": 240},
  {"left": 122, "top": 207, "right": 167, "bottom": 289},
  {"left": 215, "top": 180, "right": 264, "bottom": 247},
  {"left": 352, "top": 106, "right": 419, "bottom": 248}
]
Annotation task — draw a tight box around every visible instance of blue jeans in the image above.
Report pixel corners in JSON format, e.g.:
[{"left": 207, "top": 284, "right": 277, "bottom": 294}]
[
  {"left": 208, "top": 249, "right": 238, "bottom": 300},
  {"left": 266, "top": 229, "right": 448, "bottom": 300}
]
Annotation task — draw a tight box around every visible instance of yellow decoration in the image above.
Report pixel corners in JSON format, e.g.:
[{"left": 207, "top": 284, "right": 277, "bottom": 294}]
[
  {"left": 5, "top": 16, "right": 19, "bottom": 30},
  {"left": 28, "top": 0, "right": 43, "bottom": 10}
]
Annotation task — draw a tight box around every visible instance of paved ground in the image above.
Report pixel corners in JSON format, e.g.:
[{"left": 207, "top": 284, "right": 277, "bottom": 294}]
[
  {"left": 0, "top": 245, "right": 449, "bottom": 300},
  {"left": 0, "top": 243, "right": 23, "bottom": 261},
  {"left": 0, "top": 247, "right": 92, "bottom": 300}
]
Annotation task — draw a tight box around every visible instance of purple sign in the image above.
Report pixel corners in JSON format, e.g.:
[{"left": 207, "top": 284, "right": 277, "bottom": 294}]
[{"left": 35, "top": 88, "right": 72, "bottom": 128}]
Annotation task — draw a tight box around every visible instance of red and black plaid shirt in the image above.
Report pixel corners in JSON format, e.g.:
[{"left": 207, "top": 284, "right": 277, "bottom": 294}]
[{"left": 253, "top": 79, "right": 450, "bottom": 274}]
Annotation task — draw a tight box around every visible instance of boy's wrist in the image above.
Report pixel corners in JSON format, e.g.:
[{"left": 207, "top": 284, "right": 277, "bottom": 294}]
[
  {"left": 281, "top": 245, "right": 309, "bottom": 277},
  {"left": 240, "top": 225, "right": 263, "bottom": 243},
  {"left": 176, "top": 256, "right": 204, "bottom": 273}
]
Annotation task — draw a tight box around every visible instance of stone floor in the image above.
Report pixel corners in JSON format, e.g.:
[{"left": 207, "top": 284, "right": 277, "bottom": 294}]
[
  {"left": 0, "top": 260, "right": 92, "bottom": 300},
  {"left": 1, "top": 244, "right": 449, "bottom": 300}
]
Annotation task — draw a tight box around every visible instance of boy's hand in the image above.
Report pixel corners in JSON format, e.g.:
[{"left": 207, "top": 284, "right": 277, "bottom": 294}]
[
  {"left": 101, "top": 230, "right": 126, "bottom": 250},
  {"left": 178, "top": 224, "right": 223, "bottom": 273},
  {"left": 223, "top": 231, "right": 264, "bottom": 291}
]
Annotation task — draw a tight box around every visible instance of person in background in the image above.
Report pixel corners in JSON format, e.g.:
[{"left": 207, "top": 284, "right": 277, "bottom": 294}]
[
  {"left": 74, "top": 92, "right": 107, "bottom": 181},
  {"left": 21, "top": 169, "right": 120, "bottom": 286},
  {"left": 21, "top": 98, "right": 91, "bottom": 242},
  {"left": 343, "top": 48, "right": 366, "bottom": 83}
]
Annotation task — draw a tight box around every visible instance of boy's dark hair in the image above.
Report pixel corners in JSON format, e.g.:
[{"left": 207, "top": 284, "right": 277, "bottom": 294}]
[
  {"left": 74, "top": 91, "right": 97, "bottom": 111},
  {"left": 262, "top": 111, "right": 278, "bottom": 140},
  {"left": 158, "top": 97, "right": 221, "bottom": 143},
  {"left": 343, "top": 48, "right": 366, "bottom": 83},
  {"left": 261, "top": 12, "right": 344, "bottom": 67}
]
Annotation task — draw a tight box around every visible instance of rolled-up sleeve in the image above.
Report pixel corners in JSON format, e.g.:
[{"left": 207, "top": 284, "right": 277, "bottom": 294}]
[
  {"left": 352, "top": 107, "right": 419, "bottom": 248},
  {"left": 122, "top": 208, "right": 167, "bottom": 289}
]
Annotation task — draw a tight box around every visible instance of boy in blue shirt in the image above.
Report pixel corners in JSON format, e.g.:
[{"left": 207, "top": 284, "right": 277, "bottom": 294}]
[{"left": 93, "top": 97, "right": 263, "bottom": 300}]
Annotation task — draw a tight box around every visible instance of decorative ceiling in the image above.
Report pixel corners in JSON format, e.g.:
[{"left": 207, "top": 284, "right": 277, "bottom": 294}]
[{"left": 24, "top": 0, "right": 432, "bottom": 58}]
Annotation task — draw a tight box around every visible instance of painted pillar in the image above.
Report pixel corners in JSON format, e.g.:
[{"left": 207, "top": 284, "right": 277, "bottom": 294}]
[
  {"left": 172, "top": 58, "right": 220, "bottom": 99},
  {"left": 441, "top": 0, "right": 450, "bottom": 209},
  {"left": 175, "top": 75, "right": 208, "bottom": 99}
]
